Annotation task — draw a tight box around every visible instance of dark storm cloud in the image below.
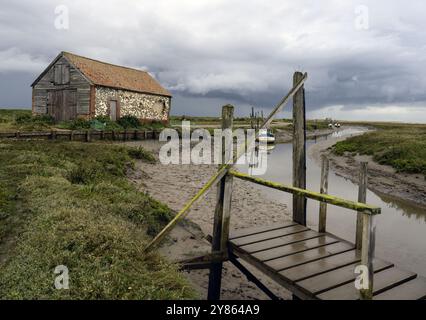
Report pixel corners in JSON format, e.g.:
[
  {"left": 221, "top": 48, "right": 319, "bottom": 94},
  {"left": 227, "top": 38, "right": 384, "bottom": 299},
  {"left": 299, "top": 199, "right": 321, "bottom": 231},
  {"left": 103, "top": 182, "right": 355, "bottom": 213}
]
[{"left": 0, "top": 0, "right": 425, "bottom": 121}]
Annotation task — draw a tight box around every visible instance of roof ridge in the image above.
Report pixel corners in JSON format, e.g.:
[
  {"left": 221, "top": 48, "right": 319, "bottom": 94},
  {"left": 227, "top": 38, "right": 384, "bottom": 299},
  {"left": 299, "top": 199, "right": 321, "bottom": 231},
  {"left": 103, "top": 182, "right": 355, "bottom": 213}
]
[{"left": 62, "top": 51, "right": 150, "bottom": 74}]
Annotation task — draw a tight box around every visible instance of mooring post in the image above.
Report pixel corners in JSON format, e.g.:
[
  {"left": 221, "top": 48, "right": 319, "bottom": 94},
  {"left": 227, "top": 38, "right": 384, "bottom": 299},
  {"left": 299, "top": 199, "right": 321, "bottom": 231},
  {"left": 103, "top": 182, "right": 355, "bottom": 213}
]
[
  {"left": 208, "top": 104, "right": 234, "bottom": 300},
  {"left": 356, "top": 162, "right": 368, "bottom": 249},
  {"left": 292, "top": 71, "right": 307, "bottom": 225},
  {"left": 360, "top": 212, "right": 375, "bottom": 300},
  {"left": 51, "top": 129, "right": 56, "bottom": 141},
  {"left": 318, "top": 155, "right": 329, "bottom": 233}
]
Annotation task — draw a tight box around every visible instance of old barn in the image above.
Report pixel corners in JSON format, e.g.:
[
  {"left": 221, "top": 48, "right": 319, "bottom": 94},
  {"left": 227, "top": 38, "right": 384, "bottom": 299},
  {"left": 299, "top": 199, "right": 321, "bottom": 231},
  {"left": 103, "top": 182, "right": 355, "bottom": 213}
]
[{"left": 31, "top": 52, "right": 172, "bottom": 123}]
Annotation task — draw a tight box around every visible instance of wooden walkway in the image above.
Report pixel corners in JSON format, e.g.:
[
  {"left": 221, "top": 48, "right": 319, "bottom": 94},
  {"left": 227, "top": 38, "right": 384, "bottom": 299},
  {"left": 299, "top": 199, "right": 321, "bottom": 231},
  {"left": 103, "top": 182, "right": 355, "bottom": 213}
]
[
  {"left": 228, "top": 222, "right": 426, "bottom": 300},
  {"left": 145, "top": 77, "right": 426, "bottom": 300}
]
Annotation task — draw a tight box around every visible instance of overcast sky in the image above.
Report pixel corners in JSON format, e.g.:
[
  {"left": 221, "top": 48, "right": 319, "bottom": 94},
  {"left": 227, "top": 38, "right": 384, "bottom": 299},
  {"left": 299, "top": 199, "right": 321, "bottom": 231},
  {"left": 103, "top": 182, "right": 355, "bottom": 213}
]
[{"left": 1, "top": 0, "right": 425, "bottom": 122}]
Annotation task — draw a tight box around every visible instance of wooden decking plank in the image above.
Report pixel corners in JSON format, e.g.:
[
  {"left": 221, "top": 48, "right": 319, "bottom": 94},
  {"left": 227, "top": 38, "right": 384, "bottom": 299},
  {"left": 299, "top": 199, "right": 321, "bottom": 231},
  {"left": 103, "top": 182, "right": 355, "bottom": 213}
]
[
  {"left": 265, "top": 242, "right": 354, "bottom": 272},
  {"left": 229, "top": 222, "right": 297, "bottom": 240},
  {"left": 281, "top": 250, "right": 361, "bottom": 283},
  {"left": 374, "top": 277, "right": 426, "bottom": 300},
  {"left": 239, "top": 230, "right": 323, "bottom": 254},
  {"left": 318, "top": 267, "right": 417, "bottom": 300},
  {"left": 230, "top": 225, "right": 309, "bottom": 247},
  {"left": 296, "top": 259, "right": 393, "bottom": 294},
  {"left": 252, "top": 236, "right": 339, "bottom": 262}
]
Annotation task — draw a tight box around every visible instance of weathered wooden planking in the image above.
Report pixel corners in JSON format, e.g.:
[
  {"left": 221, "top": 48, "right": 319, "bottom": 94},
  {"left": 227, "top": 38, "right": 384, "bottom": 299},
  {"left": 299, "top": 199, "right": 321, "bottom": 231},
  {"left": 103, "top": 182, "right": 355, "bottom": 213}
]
[
  {"left": 265, "top": 242, "right": 354, "bottom": 272},
  {"left": 238, "top": 230, "right": 323, "bottom": 254},
  {"left": 252, "top": 236, "right": 339, "bottom": 262},
  {"left": 292, "top": 71, "right": 307, "bottom": 225},
  {"left": 295, "top": 259, "right": 393, "bottom": 294},
  {"left": 374, "top": 277, "right": 426, "bottom": 300},
  {"left": 230, "top": 221, "right": 297, "bottom": 240},
  {"left": 318, "top": 267, "right": 416, "bottom": 300},
  {"left": 280, "top": 250, "right": 361, "bottom": 283},
  {"left": 230, "top": 225, "right": 309, "bottom": 247}
]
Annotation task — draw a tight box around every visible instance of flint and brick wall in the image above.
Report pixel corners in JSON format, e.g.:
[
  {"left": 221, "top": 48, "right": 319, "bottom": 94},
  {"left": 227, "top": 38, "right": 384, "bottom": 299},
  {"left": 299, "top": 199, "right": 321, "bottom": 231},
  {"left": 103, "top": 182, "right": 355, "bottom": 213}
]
[{"left": 94, "top": 87, "right": 171, "bottom": 122}]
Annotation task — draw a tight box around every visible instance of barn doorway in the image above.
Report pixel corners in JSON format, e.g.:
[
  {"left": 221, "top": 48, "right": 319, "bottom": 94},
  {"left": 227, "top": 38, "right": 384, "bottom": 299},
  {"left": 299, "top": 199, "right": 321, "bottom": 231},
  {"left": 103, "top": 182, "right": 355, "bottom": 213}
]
[
  {"left": 109, "top": 100, "right": 119, "bottom": 121},
  {"left": 48, "top": 89, "right": 77, "bottom": 122}
]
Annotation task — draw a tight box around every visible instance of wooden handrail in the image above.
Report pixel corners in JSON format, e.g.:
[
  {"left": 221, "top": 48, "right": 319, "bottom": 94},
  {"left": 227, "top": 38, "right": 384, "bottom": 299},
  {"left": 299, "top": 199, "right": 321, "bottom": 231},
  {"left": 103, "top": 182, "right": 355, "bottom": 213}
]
[{"left": 229, "top": 170, "right": 381, "bottom": 215}]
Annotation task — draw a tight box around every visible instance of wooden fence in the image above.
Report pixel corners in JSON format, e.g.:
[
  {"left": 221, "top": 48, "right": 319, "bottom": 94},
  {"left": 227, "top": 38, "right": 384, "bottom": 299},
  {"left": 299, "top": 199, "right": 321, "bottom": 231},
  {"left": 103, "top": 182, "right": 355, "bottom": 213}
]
[{"left": 0, "top": 129, "right": 159, "bottom": 142}]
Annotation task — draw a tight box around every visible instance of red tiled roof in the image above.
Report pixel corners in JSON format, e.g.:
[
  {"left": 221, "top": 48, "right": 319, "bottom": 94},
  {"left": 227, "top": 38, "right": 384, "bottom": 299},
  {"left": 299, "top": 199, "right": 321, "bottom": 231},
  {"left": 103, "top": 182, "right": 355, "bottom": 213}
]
[{"left": 63, "top": 52, "right": 171, "bottom": 97}]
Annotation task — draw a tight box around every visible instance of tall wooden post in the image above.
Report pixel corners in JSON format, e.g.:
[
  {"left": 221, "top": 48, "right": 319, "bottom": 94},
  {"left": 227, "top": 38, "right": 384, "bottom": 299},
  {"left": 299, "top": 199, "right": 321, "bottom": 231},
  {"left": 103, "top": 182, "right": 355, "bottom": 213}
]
[
  {"left": 318, "top": 156, "right": 329, "bottom": 233},
  {"left": 292, "top": 71, "right": 307, "bottom": 225},
  {"left": 208, "top": 105, "right": 234, "bottom": 300},
  {"left": 360, "top": 213, "right": 375, "bottom": 300},
  {"left": 356, "top": 162, "right": 368, "bottom": 249}
]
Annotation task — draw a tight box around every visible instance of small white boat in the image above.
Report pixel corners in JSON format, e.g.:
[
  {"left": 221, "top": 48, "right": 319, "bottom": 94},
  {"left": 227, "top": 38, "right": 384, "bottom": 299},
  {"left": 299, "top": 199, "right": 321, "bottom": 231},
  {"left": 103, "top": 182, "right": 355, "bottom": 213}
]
[{"left": 257, "top": 131, "right": 276, "bottom": 144}]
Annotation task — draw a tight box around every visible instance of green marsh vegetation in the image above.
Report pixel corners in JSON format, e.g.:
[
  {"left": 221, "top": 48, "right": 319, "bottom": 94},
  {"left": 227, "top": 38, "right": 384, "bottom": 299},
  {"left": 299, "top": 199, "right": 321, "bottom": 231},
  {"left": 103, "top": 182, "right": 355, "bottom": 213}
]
[
  {"left": 333, "top": 123, "right": 426, "bottom": 178},
  {"left": 0, "top": 140, "right": 195, "bottom": 299}
]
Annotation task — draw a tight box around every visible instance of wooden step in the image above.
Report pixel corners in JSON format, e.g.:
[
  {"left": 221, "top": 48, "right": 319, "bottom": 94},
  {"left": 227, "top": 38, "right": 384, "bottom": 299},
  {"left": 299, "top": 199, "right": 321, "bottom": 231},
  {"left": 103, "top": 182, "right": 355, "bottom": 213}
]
[
  {"left": 230, "top": 221, "right": 297, "bottom": 240},
  {"left": 237, "top": 230, "right": 322, "bottom": 254},
  {"left": 295, "top": 259, "right": 393, "bottom": 294},
  {"left": 252, "top": 236, "right": 339, "bottom": 262},
  {"left": 265, "top": 242, "right": 354, "bottom": 272},
  {"left": 317, "top": 267, "right": 416, "bottom": 300},
  {"left": 231, "top": 225, "right": 309, "bottom": 247},
  {"left": 374, "top": 277, "right": 426, "bottom": 300}
]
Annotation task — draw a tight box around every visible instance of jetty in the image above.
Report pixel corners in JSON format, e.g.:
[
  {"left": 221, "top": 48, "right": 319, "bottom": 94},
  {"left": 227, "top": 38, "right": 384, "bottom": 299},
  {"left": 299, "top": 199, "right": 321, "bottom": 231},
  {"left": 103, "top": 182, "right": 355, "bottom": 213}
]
[{"left": 144, "top": 72, "right": 426, "bottom": 300}]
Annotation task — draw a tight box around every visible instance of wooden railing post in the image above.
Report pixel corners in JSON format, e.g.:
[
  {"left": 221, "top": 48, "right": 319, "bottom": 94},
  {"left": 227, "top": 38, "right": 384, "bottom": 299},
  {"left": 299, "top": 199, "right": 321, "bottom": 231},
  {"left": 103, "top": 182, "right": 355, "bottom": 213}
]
[
  {"left": 356, "top": 162, "right": 368, "bottom": 249},
  {"left": 360, "top": 213, "right": 376, "bottom": 300},
  {"left": 208, "top": 104, "right": 234, "bottom": 300},
  {"left": 292, "top": 71, "right": 307, "bottom": 225},
  {"left": 318, "top": 155, "right": 329, "bottom": 233}
]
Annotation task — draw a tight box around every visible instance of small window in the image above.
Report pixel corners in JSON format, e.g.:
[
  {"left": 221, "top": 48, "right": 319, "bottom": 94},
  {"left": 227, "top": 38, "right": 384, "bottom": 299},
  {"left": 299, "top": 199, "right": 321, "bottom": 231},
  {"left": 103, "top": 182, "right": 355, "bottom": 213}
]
[{"left": 54, "top": 65, "right": 70, "bottom": 85}]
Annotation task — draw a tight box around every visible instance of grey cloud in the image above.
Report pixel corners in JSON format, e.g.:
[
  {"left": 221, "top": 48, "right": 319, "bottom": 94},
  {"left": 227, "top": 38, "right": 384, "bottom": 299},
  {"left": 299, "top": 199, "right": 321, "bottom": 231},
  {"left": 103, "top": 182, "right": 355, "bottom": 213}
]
[{"left": 0, "top": 0, "right": 425, "bottom": 121}]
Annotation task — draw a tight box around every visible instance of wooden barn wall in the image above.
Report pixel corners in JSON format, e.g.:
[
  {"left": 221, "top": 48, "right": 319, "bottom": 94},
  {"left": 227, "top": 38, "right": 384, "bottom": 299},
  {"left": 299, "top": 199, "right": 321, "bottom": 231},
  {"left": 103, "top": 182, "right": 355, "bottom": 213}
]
[{"left": 32, "top": 56, "right": 91, "bottom": 116}]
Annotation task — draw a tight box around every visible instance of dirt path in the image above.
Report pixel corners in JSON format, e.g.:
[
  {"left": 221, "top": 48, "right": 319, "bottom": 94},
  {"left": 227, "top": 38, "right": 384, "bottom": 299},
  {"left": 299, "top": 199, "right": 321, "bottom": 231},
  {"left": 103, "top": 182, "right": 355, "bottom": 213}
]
[
  {"left": 308, "top": 130, "right": 426, "bottom": 209},
  {"left": 125, "top": 140, "right": 293, "bottom": 300}
]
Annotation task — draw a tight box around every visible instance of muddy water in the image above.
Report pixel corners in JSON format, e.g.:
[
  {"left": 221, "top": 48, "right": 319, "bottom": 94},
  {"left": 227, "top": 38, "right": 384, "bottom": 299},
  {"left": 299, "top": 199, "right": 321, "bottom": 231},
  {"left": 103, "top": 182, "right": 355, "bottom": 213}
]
[{"left": 236, "top": 128, "right": 426, "bottom": 277}]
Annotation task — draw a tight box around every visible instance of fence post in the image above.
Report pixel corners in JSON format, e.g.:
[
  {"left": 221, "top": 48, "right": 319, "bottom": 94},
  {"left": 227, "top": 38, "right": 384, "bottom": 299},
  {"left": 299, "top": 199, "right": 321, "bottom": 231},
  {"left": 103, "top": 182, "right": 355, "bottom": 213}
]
[
  {"left": 70, "top": 131, "right": 74, "bottom": 141},
  {"left": 51, "top": 130, "right": 56, "bottom": 140},
  {"left": 100, "top": 130, "right": 105, "bottom": 140},
  {"left": 112, "top": 130, "right": 116, "bottom": 141},
  {"left": 360, "top": 213, "right": 376, "bottom": 300},
  {"left": 292, "top": 71, "right": 307, "bottom": 225},
  {"left": 356, "top": 162, "right": 368, "bottom": 249},
  {"left": 85, "top": 130, "right": 91, "bottom": 142},
  {"left": 318, "top": 155, "right": 329, "bottom": 233},
  {"left": 15, "top": 131, "right": 21, "bottom": 139},
  {"left": 208, "top": 104, "right": 234, "bottom": 300},
  {"left": 134, "top": 129, "right": 138, "bottom": 140}
]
